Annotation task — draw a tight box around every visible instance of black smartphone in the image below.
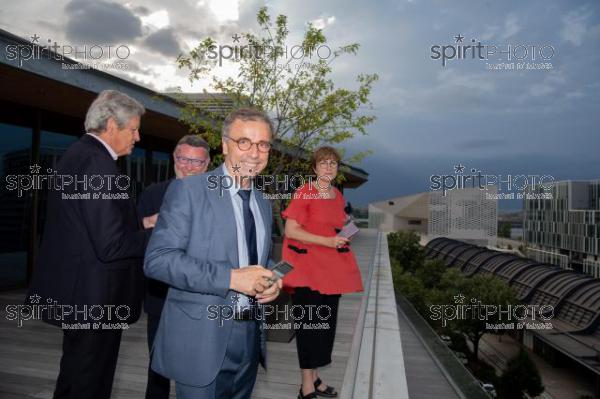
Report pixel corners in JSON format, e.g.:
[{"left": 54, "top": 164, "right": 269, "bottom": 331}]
[{"left": 268, "top": 261, "right": 294, "bottom": 279}]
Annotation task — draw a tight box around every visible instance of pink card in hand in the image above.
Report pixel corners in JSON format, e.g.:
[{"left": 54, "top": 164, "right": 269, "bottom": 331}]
[{"left": 338, "top": 221, "right": 359, "bottom": 239}]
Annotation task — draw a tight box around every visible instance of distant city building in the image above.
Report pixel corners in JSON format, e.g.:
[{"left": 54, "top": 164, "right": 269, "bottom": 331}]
[
  {"left": 368, "top": 192, "right": 429, "bottom": 234},
  {"left": 524, "top": 180, "right": 600, "bottom": 277},
  {"left": 429, "top": 187, "right": 498, "bottom": 246},
  {"left": 369, "top": 187, "right": 498, "bottom": 246}
]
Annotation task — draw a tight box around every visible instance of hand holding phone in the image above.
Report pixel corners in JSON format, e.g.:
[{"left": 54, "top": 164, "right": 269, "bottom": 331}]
[{"left": 268, "top": 261, "right": 294, "bottom": 279}]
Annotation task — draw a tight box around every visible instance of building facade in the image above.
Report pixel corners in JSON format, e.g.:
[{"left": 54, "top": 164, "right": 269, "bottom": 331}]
[
  {"left": 524, "top": 180, "right": 600, "bottom": 277},
  {"left": 368, "top": 192, "right": 429, "bottom": 233},
  {"left": 428, "top": 187, "right": 498, "bottom": 246},
  {"left": 369, "top": 188, "right": 498, "bottom": 247}
]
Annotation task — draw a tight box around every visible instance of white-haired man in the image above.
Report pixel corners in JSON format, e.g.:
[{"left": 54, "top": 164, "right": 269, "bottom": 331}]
[{"left": 28, "top": 90, "right": 153, "bottom": 399}]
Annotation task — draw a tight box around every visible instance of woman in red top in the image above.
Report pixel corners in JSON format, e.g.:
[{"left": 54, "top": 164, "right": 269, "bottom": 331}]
[{"left": 282, "top": 146, "right": 363, "bottom": 399}]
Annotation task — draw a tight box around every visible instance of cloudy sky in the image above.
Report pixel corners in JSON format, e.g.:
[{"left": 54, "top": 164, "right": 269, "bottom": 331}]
[{"left": 1, "top": 0, "right": 599, "bottom": 208}]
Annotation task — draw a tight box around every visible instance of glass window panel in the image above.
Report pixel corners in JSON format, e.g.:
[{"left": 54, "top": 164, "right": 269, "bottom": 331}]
[{"left": 0, "top": 123, "right": 32, "bottom": 288}]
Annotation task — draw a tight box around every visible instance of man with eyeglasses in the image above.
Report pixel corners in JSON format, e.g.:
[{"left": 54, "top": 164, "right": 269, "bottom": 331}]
[
  {"left": 144, "top": 108, "right": 282, "bottom": 399},
  {"left": 138, "top": 134, "right": 211, "bottom": 399}
]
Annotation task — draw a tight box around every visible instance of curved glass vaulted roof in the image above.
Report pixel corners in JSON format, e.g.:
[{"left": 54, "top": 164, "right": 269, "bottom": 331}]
[
  {"left": 423, "top": 237, "right": 600, "bottom": 333},
  {"left": 478, "top": 254, "right": 521, "bottom": 275},
  {"left": 494, "top": 258, "right": 539, "bottom": 283},
  {"left": 442, "top": 243, "right": 476, "bottom": 267},
  {"left": 425, "top": 237, "right": 458, "bottom": 257},
  {"left": 452, "top": 247, "right": 488, "bottom": 270},
  {"left": 529, "top": 273, "right": 591, "bottom": 309},
  {"left": 463, "top": 252, "right": 505, "bottom": 276},
  {"left": 509, "top": 264, "right": 563, "bottom": 301},
  {"left": 555, "top": 280, "right": 600, "bottom": 332}
]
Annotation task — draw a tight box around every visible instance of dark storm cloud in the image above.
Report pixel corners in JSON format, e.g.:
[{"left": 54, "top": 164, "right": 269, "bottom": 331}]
[
  {"left": 2, "top": 0, "right": 592, "bottom": 210},
  {"left": 64, "top": 0, "right": 143, "bottom": 43},
  {"left": 457, "top": 138, "right": 507, "bottom": 150},
  {"left": 342, "top": 150, "right": 600, "bottom": 210},
  {"left": 132, "top": 6, "right": 151, "bottom": 16},
  {"left": 144, "top": 28, "right": 183, "bottom": 57}
]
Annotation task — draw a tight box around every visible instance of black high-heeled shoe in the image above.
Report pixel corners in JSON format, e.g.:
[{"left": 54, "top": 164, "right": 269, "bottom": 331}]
[
  {"left": 298, "top": 387, "right": 318, "bottom": 399},
  {"left": 314, "top": 378, "right": 338, "bottom": 397}
]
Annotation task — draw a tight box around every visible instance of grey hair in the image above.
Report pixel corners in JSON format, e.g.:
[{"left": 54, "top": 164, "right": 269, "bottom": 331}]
[
  {"left": 85, "top": 90, "right": 145, "bottom": 133},
  {"left": 175, "top": 135, "right": 210, "bottom": 152},
  {"left": 221, "top": 108, "right": 273, "bottom": 138}
]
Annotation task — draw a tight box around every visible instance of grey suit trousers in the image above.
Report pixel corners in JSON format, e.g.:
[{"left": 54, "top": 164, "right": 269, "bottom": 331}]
[{"left": 175, "top": 319, "right": 260, "bottom": 399}]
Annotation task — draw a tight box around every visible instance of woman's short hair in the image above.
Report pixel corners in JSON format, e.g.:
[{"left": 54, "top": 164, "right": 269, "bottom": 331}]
[
  {"left": 85, "top": 90, "right": 145, "bottom": 134},
  {"left": 311, "top": 146, "right": 341, "bottom": 169}
]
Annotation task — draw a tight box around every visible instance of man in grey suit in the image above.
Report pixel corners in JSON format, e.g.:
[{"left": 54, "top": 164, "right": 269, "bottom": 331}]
[{"left": 144, "top": 108, "right": 282, "bottom": 399}]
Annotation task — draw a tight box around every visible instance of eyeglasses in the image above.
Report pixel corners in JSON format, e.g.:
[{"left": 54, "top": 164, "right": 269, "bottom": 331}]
[
  {"left": 175, "top": 156, "right": 209, "bottom": 167},
  {"left": 318, "top": 160, "right": 338, "bottom": 168},
  {"left": 224, "top": 136, "right": 271, "bottom": 153}
]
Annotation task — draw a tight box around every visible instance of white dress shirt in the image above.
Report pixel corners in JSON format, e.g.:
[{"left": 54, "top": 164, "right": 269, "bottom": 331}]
[{"left": 86, "top": 133, "right": 118, "bottom": 160}]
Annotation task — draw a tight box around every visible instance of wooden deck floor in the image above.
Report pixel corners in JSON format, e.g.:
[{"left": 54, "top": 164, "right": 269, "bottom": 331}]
[{"left": 0, "top": 231, "right": 376, "bottom": 398}]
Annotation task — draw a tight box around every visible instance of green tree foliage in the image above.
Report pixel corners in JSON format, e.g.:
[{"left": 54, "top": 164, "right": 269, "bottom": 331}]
[
  {"left": 497, "top": 349, "right": 544, "bottom": 399},
  {"left": 451, "top": 275, "right": 519, "bottom": 360},
  {"left": 394, "top": 272, "right": 428, "bottom": 314},
  {"left": 386, "top": 232, "right": 519, "bottom": 363},
  {"left": 498, "top": 222, "right": 511, "bottom": 239},
  {"left": 174, "top": 7, "right": 378, "bottom": 232},
  {"left": 415, "top": 259, "right": 447, "bottom": 290},
  {"left": 387, "top": 231, "right": 424, "bottom": 274}
]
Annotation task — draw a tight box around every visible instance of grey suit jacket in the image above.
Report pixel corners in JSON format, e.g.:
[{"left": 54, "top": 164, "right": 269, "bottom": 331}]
[{"left": 144, "top": 165, "right": 272, "bottom": 387}]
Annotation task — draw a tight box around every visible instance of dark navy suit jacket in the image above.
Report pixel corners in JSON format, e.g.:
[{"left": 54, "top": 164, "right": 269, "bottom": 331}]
[
  {"left": 28, "top": 134, "right": 149, "bottom": 325},
  {"left": 137, "top": 179, "right": 173, "bottom": 315}
]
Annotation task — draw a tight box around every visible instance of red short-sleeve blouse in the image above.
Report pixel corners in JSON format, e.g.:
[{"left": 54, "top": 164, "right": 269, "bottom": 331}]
[{"left": 281, "top": 184, "right": 364, "bottom": 295}]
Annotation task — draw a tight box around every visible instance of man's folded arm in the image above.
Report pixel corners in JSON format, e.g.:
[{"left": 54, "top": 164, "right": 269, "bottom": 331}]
[{"left": 144, "top": 179, "right": 230, "bottom": 298}]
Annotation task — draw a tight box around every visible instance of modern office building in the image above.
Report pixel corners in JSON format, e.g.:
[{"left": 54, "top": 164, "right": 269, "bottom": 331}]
[
  {"left": 369, "top": 187, "right": 498, "bottom": 246},
  {"left": 523, "top": 180, "right": 600, "bottom": 277}
]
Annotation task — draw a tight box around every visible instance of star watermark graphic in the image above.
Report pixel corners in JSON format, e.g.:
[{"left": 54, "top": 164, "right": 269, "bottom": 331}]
[
  {"left": 454, "top": 34, "right": 464, "bottom": 43},
  {"left": 453, "top": 293, "right": 466, "bottom": 304},
  {"left": 232, "top": 164, "right": 241, "bottom": 173},
  {"left": 29, "top": 294, "right": 41, "bottom": 304},
  {"left": 231, "top": 293, "right": 240, "bottom": 304},
  {"left": 30, "top": 34, "right": 40, "bottom": 43},
  {"left": 30, "top": 164, "right": 41, "bottom": 174},
  {"left": 454, "top": 164, "right": 465, "bottom": 174},
  {"left": 232, "top": 33, "right": 241, "bottom": 43}
]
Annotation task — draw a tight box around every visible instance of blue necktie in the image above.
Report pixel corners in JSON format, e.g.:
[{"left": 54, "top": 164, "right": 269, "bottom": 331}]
[
  {"left": 238, "top": 189, "right": 258, "bottom": 265},
  {"left": 237, "top": 190, "right": 258, "bottom": 309}
]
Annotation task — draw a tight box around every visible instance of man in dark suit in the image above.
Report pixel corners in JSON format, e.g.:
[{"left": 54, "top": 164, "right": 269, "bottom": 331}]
[
  {"left": 145, "top": 108, "right": 282, "bottom": 399},
  {"left": 27, "top": 90, "right": 154, "bottom": 399},
  {"left": 138, "top": 135, "right": 211, "bottom": 399}
]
